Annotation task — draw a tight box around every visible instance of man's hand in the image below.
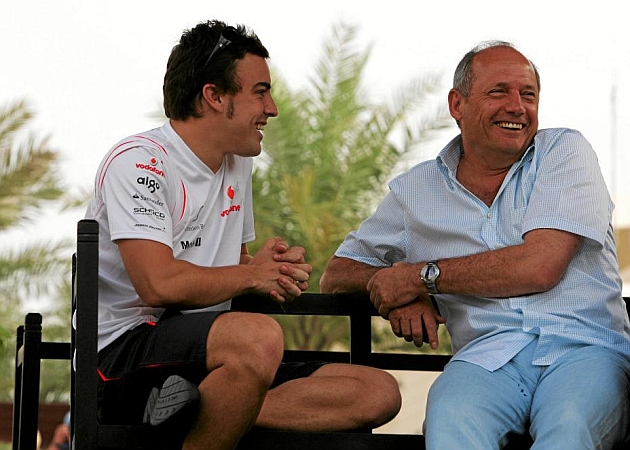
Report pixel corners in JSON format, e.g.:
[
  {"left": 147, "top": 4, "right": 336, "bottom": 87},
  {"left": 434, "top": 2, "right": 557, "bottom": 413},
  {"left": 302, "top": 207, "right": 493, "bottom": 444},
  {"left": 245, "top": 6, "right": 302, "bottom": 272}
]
[
  {"left": 367, "top": 261, "right": 424, "bottom": 318},
  {"left": 387, "top": 298, "right": 445, "bottom": 349},
  {"left": 272, "top": 237, "right": 312, "bottom": 295},
  {"left": 250, "top": 237, "right": 312, "bottom": 302}
]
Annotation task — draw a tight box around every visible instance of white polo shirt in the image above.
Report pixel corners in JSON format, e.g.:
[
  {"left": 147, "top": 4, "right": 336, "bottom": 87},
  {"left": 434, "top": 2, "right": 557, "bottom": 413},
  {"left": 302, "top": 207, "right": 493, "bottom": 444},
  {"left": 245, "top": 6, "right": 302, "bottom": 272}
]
[{"left": 86, "top": 121, "right": 255, "bottom": 351}]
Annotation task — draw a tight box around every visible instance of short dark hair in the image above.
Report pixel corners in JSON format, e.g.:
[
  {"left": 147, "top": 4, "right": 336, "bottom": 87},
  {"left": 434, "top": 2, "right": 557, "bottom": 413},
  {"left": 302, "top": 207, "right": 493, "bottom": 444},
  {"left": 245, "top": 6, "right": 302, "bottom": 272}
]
[
  {"left": 453, "top": 40, "right": 541, "bottom": 97},
  {"left": 163, "top": 20, "right": 270, "bottom": 120}
]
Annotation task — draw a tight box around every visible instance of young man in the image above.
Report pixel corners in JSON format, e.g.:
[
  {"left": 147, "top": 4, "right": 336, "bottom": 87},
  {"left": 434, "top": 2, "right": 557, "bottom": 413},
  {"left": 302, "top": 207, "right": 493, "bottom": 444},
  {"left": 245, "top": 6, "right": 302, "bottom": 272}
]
[
  {"left": 321, "top": 41, "right": 630, "bottom": 449},
  {"left": 86, "top": 20, "right": 401, "bottom": 450}
]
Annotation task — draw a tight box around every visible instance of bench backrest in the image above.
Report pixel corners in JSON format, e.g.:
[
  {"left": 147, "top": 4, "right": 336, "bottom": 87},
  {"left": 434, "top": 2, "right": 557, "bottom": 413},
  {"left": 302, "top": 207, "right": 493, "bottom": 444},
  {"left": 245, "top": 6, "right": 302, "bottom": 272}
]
[{"left": 231, "top": 293, "right": 452, "bottom": 371}]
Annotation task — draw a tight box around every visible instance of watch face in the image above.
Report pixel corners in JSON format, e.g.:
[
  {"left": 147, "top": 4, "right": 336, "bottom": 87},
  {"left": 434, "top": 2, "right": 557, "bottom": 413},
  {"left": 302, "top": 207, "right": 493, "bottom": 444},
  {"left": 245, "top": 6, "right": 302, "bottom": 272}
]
[
  {"left": 422, "top": 264, "right": 438, "bottom": 281},
  {"left": 421, "top": 262, "right": 440, "bottom": 294}
]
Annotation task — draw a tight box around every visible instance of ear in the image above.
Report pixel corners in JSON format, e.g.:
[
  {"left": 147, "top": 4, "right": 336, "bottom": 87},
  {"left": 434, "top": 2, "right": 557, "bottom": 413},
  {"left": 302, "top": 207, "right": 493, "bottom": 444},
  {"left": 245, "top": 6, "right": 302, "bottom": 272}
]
[
  {"left": 448, "top": 88, "right": 464, "bottom": 122},
  {"left": 201, "top": 84, "right": 224, "bottom": 113}
]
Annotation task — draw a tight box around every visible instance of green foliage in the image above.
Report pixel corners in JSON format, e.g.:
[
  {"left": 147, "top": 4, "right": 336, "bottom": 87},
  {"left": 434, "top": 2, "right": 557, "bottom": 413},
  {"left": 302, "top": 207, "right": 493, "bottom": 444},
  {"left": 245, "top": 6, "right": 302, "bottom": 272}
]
[
  {"left": 252, "top": 22, "right": 450, "bottom": 286},
  {"left": 371, "top": 317, "right": 453, "bottom": 354},
  {"left": 0, "top": 99, "right": 75, "bottom": 401},
  {"left": 250, "top": 22, "right": 452, "bottom": 352},
  {"left": 0, "top": 100, "right": 64, "bottom": 228}
]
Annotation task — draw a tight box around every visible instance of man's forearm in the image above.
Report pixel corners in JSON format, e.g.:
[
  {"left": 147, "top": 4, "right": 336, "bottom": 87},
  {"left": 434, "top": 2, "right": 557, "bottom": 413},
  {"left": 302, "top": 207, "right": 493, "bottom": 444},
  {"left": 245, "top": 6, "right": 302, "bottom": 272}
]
[
  {"left": 320, "top": 256, "right": 381, "bottom": 293},
  {"left": 436, "top": 228, "right": 582, "bottom": 298}
]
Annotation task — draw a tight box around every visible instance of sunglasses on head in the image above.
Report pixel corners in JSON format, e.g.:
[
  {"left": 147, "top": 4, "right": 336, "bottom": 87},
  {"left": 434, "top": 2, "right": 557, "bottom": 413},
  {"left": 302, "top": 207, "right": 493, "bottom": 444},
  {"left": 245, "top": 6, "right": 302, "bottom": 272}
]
[{"left": 204, "top": 26, "right": 240, "bottom": 68}]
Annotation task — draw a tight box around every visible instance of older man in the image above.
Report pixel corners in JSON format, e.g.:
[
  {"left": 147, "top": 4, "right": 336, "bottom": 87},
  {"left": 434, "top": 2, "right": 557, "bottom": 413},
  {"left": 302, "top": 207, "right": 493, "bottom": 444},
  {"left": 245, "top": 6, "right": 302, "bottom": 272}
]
[{"left": 321, "top": 41, "right": 630, "bottom": 449}]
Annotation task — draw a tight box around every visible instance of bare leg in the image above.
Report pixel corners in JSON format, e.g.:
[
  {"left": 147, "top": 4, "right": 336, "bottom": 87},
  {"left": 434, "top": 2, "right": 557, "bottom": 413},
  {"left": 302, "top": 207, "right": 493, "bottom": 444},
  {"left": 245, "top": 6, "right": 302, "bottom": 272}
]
[
  {"left": 255, "top": 363, "right": 402, "bottom": 431},
  {"left": 183, "top": 312, "right": 284, "bottom": 450}
]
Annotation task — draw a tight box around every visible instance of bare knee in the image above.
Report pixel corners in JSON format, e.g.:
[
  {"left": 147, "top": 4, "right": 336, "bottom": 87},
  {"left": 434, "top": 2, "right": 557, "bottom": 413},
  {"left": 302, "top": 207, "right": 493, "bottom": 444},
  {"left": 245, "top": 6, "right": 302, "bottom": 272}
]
[
  {"left": 318, "top": 364, "right": 402, "bottom": 428},
  {"left": 207, "top": 312, "right": 284, "bottom": 385},
  {"left": 360, "top": 368, "right": 402, "bottom": 427}
]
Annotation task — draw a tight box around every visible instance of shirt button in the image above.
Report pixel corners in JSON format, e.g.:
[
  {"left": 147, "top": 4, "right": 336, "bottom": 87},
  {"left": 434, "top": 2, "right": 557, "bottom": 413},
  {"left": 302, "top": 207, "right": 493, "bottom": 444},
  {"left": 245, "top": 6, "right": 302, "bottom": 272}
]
[{"left": 487, "top": 213, "right": 493, "bottom": 218}]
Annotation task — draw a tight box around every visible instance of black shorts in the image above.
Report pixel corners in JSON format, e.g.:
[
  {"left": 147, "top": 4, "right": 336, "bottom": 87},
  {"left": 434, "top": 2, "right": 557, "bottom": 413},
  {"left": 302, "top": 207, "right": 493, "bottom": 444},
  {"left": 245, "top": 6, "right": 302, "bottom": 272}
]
[{"left": 97, "top": 310, "right": 327, "bottom": 425}]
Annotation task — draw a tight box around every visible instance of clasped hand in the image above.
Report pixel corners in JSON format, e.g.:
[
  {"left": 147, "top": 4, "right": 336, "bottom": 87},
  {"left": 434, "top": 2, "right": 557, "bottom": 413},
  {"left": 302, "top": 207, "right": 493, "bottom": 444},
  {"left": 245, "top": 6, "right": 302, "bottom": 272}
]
[
  {"left": 250, "top": 237, "right": 312, "bottom": 302},
  {"left": 367, "top": 262, "right": 445, "bottom": 349}
]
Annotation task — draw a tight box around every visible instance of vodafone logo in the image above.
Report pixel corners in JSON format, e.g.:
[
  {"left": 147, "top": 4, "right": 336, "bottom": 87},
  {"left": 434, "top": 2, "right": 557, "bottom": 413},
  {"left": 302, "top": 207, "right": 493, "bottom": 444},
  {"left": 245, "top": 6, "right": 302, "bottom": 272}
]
[
  {"left": 136, "top": 162, "right": 165, "bottom": 177},
  {"left": 149, "top": 157, "right": 159, "bottom": 166},
  {"left": 221, "top": 185, "right": 240, "bottom": 217},
  {"left": 221, "top": 204, "right": 241, "bottom": 217}
]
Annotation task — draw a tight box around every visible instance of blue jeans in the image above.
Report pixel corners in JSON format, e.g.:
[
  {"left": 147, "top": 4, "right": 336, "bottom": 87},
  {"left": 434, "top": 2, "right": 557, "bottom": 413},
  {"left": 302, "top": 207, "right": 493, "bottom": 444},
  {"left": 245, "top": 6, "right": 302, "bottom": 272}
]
[{"left": 424, "top": 339, "right": 630, "bottom": 449}]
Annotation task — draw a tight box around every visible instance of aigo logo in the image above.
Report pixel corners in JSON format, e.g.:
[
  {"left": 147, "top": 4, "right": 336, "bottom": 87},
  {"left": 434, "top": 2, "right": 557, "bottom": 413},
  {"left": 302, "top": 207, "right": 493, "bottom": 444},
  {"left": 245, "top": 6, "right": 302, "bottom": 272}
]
[{"left": 137, "top": 176, "right": 160, "bottom": 193}]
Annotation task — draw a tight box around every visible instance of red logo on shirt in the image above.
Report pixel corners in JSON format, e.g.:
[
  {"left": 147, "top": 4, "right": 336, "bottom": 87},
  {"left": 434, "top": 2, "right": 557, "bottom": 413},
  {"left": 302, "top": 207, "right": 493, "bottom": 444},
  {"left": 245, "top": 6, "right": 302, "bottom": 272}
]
[
  {"left": 221, "top": 204, "right": 241, "bottom": 217},
  {"left": 227, "top": 185, "right": 235, "bottom": 199},
  {"left": 136, "top": 163, "right": 165, "bottom": 177}
]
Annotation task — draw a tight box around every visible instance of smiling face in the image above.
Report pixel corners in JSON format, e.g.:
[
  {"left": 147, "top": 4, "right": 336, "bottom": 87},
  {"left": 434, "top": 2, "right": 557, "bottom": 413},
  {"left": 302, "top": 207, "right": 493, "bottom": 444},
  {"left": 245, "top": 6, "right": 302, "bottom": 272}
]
[
  {"left": 222, "top": 53, "right": 278, "bottom": 157},
  {"left": 449, "top": 46, "right": 539, "bottom": 165}
]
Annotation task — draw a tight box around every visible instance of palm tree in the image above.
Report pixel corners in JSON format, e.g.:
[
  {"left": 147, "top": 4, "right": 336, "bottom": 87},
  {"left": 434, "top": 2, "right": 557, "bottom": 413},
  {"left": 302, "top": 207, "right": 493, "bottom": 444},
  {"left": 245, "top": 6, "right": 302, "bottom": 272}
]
[
  {"left": 0, "top": 99, "right": 76, "bottom": 401},
  {"left": 250, "top": 22, "right": 452, "bottom": 352}
]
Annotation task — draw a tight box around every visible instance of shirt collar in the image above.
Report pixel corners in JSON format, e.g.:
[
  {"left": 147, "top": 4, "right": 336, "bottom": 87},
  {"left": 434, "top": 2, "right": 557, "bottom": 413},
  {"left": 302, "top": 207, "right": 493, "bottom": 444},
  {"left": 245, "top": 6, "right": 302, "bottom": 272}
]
[{"left": 436, "top": 134, "right": 537, "bottom": 180}]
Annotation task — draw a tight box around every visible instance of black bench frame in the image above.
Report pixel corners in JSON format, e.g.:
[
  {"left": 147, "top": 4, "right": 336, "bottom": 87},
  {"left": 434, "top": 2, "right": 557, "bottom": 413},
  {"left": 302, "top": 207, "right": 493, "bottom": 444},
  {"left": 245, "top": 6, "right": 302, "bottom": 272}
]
[{"left": 12, "top": 219, "right": 630, "bottom": 449}]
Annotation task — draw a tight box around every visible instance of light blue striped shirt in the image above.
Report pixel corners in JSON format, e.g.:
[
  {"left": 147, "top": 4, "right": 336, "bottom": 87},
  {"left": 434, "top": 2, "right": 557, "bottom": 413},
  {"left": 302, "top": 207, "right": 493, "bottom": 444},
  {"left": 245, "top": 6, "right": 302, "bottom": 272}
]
[{"left": 336, "top": 128, "right": 630, "bottom": 371}]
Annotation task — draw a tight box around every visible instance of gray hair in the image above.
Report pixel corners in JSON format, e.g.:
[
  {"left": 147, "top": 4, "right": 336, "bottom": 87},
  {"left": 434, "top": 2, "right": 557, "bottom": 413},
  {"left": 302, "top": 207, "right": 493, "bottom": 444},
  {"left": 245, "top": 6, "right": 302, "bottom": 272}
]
[{"left": 452, "top": 40, "right": 541, "bottom": 97}]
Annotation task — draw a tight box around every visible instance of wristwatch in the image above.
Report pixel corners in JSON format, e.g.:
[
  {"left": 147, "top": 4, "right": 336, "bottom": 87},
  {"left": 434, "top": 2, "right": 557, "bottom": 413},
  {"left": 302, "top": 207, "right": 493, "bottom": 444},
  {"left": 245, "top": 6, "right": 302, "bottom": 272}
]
[{"left": 420, "top": 261, "right": 441, "bottom": 294}]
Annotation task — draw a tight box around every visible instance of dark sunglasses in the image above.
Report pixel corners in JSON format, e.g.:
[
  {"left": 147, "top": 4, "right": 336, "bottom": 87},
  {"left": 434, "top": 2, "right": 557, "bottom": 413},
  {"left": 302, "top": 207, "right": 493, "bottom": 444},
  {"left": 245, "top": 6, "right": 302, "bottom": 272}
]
[{"left": 203, "top": 26, "right": 240, "bottom": 68}]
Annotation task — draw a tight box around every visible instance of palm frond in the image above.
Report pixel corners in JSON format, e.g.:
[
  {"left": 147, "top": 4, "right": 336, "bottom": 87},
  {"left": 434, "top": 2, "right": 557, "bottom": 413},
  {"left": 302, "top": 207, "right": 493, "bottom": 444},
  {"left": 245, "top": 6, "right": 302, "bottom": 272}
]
[
  {"left": 0, "top": 100, "right": 66, "bottom": 229},
  {"left": 249, "top": 21, "right": 455, "bottom": 351},
  {"left": 0, "top": 239, "right": 71, "bottom": 298},
  {"left": 0, "top": 99, "right": 91, "bottom": 400},
  {"left": 0, "top": 99, "right": 33, "bottom": 147}
]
